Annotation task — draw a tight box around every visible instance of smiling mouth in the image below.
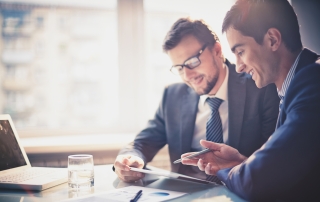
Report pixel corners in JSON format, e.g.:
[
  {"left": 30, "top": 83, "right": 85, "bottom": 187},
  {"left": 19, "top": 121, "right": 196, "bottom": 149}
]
[
  {"left": 249, "top": 69, "right": 254, "bottom": 76},
  {"left": 191, "top": 75, "right": 204, "bottom": 85}
]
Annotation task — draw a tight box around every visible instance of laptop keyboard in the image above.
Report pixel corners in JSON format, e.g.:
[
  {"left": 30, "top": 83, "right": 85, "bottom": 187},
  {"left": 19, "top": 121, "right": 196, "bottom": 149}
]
[{"left": 0, "top": 169, "right": 58, "bottom": 183}]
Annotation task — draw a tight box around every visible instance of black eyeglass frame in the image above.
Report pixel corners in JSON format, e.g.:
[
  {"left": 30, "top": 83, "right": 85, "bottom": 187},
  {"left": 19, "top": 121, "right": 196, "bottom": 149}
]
[{"left": 170, "top": 43, "right": 208, "bottom": 75}]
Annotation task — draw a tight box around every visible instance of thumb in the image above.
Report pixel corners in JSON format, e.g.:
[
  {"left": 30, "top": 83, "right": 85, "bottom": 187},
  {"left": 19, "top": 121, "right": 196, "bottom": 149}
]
[
  {"left": 131, "top": 156, "right": 145, "bottom": 168},
  {"left": 200, "top": 140, "right": 222, "bottom": 151}
]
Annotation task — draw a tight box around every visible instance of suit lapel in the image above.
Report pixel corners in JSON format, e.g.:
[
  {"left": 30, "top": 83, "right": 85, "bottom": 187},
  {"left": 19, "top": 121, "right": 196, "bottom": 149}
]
[
  {"left": 227, "top": 61, "right": 247, "bottom": 148},
  {"left": 179, "top": 88, "right": 199, "bottom": 155},
  {"left": 277, "top": 48, "right": 319, "bottom": 128}
]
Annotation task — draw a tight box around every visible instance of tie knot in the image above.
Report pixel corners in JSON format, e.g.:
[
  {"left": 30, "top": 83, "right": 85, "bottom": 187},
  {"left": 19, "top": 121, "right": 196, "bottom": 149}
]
[{"left": 206, "top": 97, "right": 223, "bottom": 111}]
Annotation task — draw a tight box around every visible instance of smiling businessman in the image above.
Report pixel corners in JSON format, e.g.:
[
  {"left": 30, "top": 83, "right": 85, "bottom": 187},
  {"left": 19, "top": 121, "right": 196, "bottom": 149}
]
[{"left": 181, "top": 0, "right": 320, "bottom": 201}]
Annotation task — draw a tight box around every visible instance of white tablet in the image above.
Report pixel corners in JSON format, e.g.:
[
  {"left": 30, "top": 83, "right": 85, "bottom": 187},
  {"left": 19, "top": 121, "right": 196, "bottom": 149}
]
[{"left": 129, "top": 167, "right": 215, "bottom": 185}]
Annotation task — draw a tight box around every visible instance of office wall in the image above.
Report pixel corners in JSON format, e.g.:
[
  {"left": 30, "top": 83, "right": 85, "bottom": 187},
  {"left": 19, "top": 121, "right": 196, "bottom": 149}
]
[{"left": 292, "top": 0, "right": 320, "bottom": 53}]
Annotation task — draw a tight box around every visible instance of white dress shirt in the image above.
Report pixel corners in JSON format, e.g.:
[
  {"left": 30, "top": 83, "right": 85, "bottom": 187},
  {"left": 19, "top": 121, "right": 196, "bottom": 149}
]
[{"left": 191, "top": 65, "right": 229, "bottom": 151}]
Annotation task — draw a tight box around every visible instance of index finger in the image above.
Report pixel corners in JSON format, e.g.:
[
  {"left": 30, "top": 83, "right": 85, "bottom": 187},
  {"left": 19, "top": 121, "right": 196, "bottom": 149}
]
[
  {"left": 114, "top": 157, "right": 130, "bottom": 171},
  {"left": 181, "top": 152, "right": 196, "bottom": 158},
  {"left": 200, "top": 140, "right": 223, "bottom": 151}
]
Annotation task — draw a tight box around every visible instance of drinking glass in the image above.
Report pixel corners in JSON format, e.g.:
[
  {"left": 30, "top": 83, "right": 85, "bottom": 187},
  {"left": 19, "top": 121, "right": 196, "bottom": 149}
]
[{"left": 68, "top": 154, "right": 94, "bottom": 189}]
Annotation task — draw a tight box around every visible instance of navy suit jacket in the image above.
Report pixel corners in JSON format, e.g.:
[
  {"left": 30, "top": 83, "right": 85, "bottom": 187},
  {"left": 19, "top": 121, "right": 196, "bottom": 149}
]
[
  {"left": 119, "top": 60, "right": 279, "bottom": 176},
  {"left": 217, "top": 49, "right": 320, "bottom": 202}
]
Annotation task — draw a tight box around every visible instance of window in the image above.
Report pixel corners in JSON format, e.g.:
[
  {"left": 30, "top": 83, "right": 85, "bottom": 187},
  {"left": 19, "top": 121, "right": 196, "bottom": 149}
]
[
  {"left": 0, "top": 0, "right": 235, "bottom": 137},
  {"left": 0, "top": 1, "right": 118, "bottom": 136}
]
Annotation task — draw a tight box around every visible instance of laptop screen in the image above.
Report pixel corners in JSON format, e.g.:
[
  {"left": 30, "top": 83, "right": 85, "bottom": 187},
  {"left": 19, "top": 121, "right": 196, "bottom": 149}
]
[{"left": 0, "top": 120, "right": 27, "bottom": 171}]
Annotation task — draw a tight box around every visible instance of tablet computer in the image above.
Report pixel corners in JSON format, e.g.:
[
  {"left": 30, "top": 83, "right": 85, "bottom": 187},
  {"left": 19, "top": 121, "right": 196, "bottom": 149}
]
[{"left": 129, "top": 167, "right": 215, "bottom": 185}]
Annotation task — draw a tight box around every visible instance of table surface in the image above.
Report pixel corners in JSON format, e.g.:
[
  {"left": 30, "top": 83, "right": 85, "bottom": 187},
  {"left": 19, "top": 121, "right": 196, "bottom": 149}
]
[{"left": 0, "top": 165, "right": 247, "bottom": 202}]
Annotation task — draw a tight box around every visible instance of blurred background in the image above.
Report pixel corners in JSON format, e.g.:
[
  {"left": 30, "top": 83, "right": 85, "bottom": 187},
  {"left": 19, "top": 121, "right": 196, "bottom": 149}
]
[{"left": 0, "top": 0, "right": 319, "bottom": 169}]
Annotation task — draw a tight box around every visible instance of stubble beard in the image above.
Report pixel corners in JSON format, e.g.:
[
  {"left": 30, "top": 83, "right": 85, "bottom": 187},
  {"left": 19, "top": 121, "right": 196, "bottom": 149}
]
[
  {"left": 197, "top": 74, "right": 219, "bottom": 95},
  {"left": 189, "top": 70, "right": 219, "bottom": 95},
  {"left": 194, "top": 58, "right": 220, "bottom": 95}
]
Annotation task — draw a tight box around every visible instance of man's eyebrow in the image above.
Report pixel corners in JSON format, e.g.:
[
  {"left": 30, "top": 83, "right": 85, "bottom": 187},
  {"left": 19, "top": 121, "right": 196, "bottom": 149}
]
[{"left": 231, "top": 43, "right": 244, "bottom": 53}]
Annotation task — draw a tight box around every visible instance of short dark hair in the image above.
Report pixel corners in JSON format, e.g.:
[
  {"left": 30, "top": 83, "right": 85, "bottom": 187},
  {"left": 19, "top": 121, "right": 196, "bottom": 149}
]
[
  {"left": 222, "top": 0, "right": 302, "bottom": 52},
  {"left": 163, "top": 17, "right": 220, "bottom": 52}
]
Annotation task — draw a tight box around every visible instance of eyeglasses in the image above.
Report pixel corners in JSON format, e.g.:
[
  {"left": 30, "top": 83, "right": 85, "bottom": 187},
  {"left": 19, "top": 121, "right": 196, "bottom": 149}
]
[{"left": 170, "top": 43, "right": 208, "bottom": 75}]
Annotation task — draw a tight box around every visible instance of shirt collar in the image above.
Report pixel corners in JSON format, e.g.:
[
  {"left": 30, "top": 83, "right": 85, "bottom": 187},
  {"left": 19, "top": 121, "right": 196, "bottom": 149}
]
[
  {"left": 199, "top": 64, "right": 229, "bottom": 106},
  {"left": 277, "top": 50, "right": 303, "bottom": 99}
]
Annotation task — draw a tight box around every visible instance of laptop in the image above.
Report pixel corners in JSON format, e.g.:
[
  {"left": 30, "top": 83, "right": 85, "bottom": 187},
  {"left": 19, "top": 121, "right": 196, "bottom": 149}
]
[{"left": 0, "top": 114, "right": 67, "bottom": 191}]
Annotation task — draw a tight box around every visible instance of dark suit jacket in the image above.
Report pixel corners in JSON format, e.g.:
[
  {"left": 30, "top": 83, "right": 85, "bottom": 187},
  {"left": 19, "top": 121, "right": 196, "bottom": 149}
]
[
  {"left": 217, "top": 49, "right": 320, "bottom": 202},
  {"left": 119, "top": 60, "right": 279, "bottom": 175}
]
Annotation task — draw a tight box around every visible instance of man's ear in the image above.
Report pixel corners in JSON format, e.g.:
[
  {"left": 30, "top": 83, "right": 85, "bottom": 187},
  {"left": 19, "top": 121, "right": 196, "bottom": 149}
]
[
  {"left": 212, "top": 41, "right": 223, "bottom": 57},
  {"left": 266, "top": 28, "right": 281, "bottom": 51}
]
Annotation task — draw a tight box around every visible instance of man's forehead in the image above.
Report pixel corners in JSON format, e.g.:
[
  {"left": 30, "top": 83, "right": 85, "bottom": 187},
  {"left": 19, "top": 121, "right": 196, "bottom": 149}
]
[
  {"left": 178, "top": 35, "right": 202, "bottom": 48},
  {"left": 168, "top": 35, "right": 202, "bottom": 62},
  {"left": 226, "top": 28, "right": 249, "bottom": 52}
]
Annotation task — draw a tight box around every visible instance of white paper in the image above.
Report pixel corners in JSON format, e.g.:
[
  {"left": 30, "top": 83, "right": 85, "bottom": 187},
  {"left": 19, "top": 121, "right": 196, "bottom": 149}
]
[
  {"left": 63, "top": 186, "right": 187, "bottom": 202},
  {"left": 191, "top": 195, "right": 233, "bottom": 202}
]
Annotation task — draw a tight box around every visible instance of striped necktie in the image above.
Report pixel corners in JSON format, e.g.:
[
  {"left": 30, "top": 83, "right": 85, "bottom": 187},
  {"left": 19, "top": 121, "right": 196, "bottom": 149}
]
[{"left": 205, "top": 97, "right": 223, "bottom": 184}]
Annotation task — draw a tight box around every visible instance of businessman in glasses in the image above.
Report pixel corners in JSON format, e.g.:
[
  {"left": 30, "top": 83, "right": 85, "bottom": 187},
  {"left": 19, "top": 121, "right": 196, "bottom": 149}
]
[{"left": 113, "top": 17, "right": 279, "bottom": 183}]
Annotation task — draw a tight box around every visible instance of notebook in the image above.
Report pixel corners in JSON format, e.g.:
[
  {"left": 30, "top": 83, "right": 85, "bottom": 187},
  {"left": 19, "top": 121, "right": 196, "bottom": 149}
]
[{"left": 0, "top": 114, "right": 67, "bottom": 191}]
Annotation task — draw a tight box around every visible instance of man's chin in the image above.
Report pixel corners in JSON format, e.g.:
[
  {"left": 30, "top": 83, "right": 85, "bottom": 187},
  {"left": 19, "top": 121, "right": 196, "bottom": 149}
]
[
  {"left": 193, "top": 87, "right": 208, "bottom": 95},
  {"left": 255, "top": 80, "right": 269, "bottom": 89},
  {"left": 188, "top": 82, "right": 211, "bottom": 95},
  {"left": 191, "top": 83, "right": 215, "bottom": 95}
]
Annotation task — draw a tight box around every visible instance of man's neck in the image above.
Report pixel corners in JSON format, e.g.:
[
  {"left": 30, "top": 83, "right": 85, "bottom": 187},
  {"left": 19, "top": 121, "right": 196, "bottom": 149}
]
[{"left": 275, "top": 50, "right": 301, "bottom": 90}]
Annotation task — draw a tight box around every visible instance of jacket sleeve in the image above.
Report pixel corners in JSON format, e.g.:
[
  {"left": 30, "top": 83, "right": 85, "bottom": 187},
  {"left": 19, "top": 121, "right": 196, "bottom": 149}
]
[
  {"left": 118, "top": 86, "right": 169, "bottom": 165},
  {"left": 217, "top": 64, "right": 320, "bottom": 201}
]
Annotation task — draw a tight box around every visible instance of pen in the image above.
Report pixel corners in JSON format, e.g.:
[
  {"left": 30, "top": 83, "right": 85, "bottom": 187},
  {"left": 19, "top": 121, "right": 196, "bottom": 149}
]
[
  {"left": 173, "top": 148, "right": 211, "bottom": 164},
  {"left": 130, "top": 190, "right": 142, "bottom": 202}
]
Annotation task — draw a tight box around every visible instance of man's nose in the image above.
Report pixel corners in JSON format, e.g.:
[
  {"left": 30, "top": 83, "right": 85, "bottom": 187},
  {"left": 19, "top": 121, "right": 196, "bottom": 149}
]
[
  {"left": 235, "top": 58, "right": 245, "bottom": 73},
  {"left": 181, "top": 66, "right": 196, "bottom": 79}
]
